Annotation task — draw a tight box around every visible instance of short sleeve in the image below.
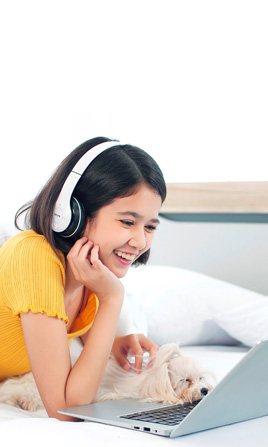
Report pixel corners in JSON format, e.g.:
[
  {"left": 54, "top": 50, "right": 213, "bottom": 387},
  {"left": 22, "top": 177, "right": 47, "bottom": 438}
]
[{"left": 1, "top": 231, "right": 68, "bottom": 324}]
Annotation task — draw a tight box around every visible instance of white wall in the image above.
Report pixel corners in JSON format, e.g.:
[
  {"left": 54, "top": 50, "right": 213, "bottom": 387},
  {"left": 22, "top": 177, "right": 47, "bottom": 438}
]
[
  {"left": 149, "top": 217, "right": 268, "bottom": 295},
  {"left": 1, "top": 2, "right": 267, "bottom": 291},
  {"left": 1, "top": 0, "right": 268, "bottom": 225}
]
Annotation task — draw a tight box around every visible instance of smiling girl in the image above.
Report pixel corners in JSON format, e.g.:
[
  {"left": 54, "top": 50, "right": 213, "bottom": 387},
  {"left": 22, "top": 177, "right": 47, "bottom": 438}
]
[{"left": 0, "top": 137, "right": 166, "bottom": 420}]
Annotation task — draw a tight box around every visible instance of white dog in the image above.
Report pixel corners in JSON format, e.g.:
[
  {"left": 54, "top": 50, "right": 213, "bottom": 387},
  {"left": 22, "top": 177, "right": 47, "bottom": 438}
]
[{"left": 0, "top": 344, "right": 214, "bottom": 412}]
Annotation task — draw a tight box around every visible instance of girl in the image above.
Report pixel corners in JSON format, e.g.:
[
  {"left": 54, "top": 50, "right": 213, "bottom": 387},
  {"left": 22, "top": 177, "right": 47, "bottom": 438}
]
[{"left": 0, "top": 137, "right": 166, "bottom": 420}]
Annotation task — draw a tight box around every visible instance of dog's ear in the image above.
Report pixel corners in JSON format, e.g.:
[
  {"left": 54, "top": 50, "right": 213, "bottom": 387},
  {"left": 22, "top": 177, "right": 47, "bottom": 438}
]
[
  {"left": 152, "top": 344, "right": 181, "bottom": 370},
  {"left": 139, "top": 358, "right": 180, "bottom": 403},
  {"left": 137, "top": 344, "right": 183, "bottom": 403}
]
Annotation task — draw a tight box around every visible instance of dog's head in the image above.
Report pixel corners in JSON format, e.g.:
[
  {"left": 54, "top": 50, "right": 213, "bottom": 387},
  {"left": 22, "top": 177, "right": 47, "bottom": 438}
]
[{"left": 140, "top": 344, "right": 214, "bottom": 404}]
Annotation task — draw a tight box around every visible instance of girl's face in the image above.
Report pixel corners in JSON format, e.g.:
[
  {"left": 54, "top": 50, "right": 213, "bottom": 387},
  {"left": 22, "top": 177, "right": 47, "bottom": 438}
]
[{"left": 83, "top": 185, "right": 162, "bottom": 278}]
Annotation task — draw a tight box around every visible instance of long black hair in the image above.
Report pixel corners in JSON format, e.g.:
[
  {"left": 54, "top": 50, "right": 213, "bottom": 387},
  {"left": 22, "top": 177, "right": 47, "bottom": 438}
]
[{"left": 15, "top": 137, "right": 166, "bottom": 265}]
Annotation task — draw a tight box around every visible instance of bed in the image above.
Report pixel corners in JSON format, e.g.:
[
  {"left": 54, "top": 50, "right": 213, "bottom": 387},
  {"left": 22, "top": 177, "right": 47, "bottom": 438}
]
[
  {"left": 1, "top": 181, "right": 268, "bottom": 446},
  {"left": 1, "top": 344, "right": 268, "bottom": 446}
]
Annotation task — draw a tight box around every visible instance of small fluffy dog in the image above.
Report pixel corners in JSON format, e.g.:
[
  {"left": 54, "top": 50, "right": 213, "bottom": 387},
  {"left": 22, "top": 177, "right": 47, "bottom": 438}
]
[{"left": 0, "top": 344, "right": 214, "bottom": 412}]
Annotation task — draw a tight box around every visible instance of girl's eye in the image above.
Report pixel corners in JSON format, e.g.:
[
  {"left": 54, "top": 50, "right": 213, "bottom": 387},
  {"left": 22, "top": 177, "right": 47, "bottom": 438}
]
[
  {"left": 121, "top": 220, "right": 134, "bottom": 226},
  {"left": 120, "top": 221, "right": 157, "bottom": 231},
  {"left": 145, "top": 225, "right": 157, "bottom": 232}
]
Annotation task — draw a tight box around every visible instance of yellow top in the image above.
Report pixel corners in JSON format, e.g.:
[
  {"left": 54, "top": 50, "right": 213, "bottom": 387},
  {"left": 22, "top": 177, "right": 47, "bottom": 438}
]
[{"left": 0, "top": 230, "right": 98, "bottom": 381}]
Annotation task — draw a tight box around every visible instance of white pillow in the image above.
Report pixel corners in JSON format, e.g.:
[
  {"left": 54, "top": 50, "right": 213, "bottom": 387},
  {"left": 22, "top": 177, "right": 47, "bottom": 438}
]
[
  {"left": 121, "top": 265, "right": 265, "bottom": 346},
  {"left": 116, "top": 290, "right": 147, "bottom": 337},
  {"left": 214, "top": 298, "right": 268, "bottom": 347}
]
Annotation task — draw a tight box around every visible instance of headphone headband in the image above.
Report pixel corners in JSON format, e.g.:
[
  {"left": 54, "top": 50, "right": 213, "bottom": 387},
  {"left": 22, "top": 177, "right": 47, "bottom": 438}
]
[{"left": 52, "top": 140, "right": 122, "bottom": 234}]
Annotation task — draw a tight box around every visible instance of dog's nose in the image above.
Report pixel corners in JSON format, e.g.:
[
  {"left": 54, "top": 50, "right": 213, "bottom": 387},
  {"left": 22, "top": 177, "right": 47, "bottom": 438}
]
[{"left": 201, "top": 387, "right": 208, "bottom": 396}]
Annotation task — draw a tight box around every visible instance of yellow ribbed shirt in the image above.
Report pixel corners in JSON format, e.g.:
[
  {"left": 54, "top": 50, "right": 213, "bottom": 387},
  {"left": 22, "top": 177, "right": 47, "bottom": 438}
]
[{"left": 0, "top": 230, "right": 98, "bottom": 381}]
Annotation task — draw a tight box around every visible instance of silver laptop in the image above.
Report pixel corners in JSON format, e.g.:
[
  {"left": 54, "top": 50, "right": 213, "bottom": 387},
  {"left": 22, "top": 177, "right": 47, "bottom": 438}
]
[{"left": 59, "top": 340, "right": 268, "bottom": 437}]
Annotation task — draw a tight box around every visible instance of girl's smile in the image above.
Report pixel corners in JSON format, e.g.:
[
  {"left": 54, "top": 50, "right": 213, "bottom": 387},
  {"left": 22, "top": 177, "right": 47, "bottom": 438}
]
[
  {"left": 83, "top": 185, "right": 162, "bottom": 278},
  {"left": 114, "top": 250, "right": 137, "bottom": 264}
]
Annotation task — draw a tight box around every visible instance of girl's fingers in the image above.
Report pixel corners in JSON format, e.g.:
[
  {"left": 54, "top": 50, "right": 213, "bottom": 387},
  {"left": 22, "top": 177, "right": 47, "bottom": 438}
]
[
  {"left": 113, "top": 351, "right": 131, "bottom": 372},
  {"left": 89, "top": 244, "right": 101, "bottom": 267},
  {"left": 67, "top": 238, "right": 94, "bottom": 279},
  {"left": 138, "top": 334, "right": 159, "bottom": 353},
  {"left": 136, "top": 334, "right": 159, "bottom": 369},
  {"left": 124, "top": 336, "right": 144, "bottom": 373},
  {"left": 79, "top": 240, "right": 94, "bottom": 259},
  {"left": 69, "top": 237, "right": 88, "bottom": 255},
  {"left": 68, "top": 238, "right": 93, "bottom": 263},
  {"left": 67, "top": 238, "right": 89, "bottom": 267}
]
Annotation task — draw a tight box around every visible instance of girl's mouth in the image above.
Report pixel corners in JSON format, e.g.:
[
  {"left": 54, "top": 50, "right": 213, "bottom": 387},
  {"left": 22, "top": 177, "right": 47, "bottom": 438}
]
[{"left": 114, "top": 250, "right": 136, "bottom": 265}]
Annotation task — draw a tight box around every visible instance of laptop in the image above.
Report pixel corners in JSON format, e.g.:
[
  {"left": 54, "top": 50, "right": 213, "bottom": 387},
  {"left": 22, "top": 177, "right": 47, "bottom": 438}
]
[{"left": 59, "top": 340, "right": 268, "bottom": 437}]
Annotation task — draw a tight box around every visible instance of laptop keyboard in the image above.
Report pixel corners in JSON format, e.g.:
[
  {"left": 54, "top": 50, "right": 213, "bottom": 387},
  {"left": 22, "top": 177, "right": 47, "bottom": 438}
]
[{"left": 120, "top": 400, "right": 201, "bottom": 426}]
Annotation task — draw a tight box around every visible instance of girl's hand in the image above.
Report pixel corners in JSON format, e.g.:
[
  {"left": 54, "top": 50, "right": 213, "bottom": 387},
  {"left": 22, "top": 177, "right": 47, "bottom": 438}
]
[
  {"left": 67, "top": 237, "right": 124, "bottom": 302},
  {"left": 111, "top": 334, "right": 159, "bottom": 373}
]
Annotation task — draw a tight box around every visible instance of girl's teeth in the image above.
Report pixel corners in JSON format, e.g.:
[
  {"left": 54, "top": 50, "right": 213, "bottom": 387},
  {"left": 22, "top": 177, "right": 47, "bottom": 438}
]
[{"left": 115, "top": 251, "right": 135, "bottom": 261}]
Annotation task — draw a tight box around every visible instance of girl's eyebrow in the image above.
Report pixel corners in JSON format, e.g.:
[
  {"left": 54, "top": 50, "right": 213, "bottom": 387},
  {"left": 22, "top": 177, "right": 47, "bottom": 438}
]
[{"left": 117, "top": 211, "right": 160, "bottom": 224}]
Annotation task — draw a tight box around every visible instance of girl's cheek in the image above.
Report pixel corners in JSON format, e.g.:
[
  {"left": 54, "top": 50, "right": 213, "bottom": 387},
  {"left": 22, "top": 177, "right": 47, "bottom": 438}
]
[{"left": 146, "top": 235, "right": 154, "bottom": 248}]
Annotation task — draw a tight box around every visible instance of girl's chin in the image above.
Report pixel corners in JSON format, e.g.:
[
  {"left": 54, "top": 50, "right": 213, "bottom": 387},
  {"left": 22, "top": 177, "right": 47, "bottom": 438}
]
[
  {"left": 101, "top": 251, "right": 138, "bottom": 278},
  {"left": 112, "top": 266, "right": 131, "bottom": 279},
  {"left": 100, "top": 259, "right": 131, "bottom": 279}
]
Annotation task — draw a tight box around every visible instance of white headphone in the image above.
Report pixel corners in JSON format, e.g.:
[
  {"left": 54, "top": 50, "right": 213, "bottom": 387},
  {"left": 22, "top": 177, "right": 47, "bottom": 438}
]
[{"left": 52, "top": 140, "right": 122, "bottom": 237}]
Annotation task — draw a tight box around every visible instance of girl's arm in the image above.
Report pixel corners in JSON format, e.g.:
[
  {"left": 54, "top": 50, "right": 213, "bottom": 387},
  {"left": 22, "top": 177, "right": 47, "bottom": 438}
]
[
  {"left": 21, "top": 237, "right": 124, "bottom": 420},
  {"left": 21, "top": 298, "right": 122, "bottom": 420}
]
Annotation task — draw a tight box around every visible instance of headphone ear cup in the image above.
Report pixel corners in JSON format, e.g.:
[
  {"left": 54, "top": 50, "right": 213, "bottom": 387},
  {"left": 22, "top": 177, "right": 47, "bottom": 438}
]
[{"left": 60, "top": 197, "right": 87, "bottom": 238}]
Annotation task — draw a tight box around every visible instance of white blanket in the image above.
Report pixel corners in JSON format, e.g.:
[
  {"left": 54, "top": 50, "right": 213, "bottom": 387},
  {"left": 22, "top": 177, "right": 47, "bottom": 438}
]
[{"left": 2, "top": 345, "right": 268, "bottom": 447}]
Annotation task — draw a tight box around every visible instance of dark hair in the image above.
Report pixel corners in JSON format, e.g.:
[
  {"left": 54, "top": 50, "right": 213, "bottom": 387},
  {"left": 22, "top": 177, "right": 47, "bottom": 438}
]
[{"left": 15, "top": 137, "right": 166, "bottom": 265}]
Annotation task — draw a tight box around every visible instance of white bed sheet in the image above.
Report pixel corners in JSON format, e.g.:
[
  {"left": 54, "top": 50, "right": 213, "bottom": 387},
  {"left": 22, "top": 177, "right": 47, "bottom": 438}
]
[{"left": 1, "top": 345, "right": 268, "bottom": 447}]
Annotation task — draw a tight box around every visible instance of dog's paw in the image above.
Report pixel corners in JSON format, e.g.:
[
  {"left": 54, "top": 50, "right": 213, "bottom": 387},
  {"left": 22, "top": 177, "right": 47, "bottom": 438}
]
[{"left": 17, "top": 398, "right": 42, "bottom": 412}]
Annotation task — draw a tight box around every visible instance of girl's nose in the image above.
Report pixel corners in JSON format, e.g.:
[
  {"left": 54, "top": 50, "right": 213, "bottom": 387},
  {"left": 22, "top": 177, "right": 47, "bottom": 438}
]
[{"left": 129, "top": 228, "right": 146, "bottom": 250}]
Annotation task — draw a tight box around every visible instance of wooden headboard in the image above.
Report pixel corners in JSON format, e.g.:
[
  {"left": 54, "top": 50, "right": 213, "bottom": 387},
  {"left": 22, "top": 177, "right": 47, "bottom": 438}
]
[{"left": 160, "top": 182, "right": 268, "bottom": 223}]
